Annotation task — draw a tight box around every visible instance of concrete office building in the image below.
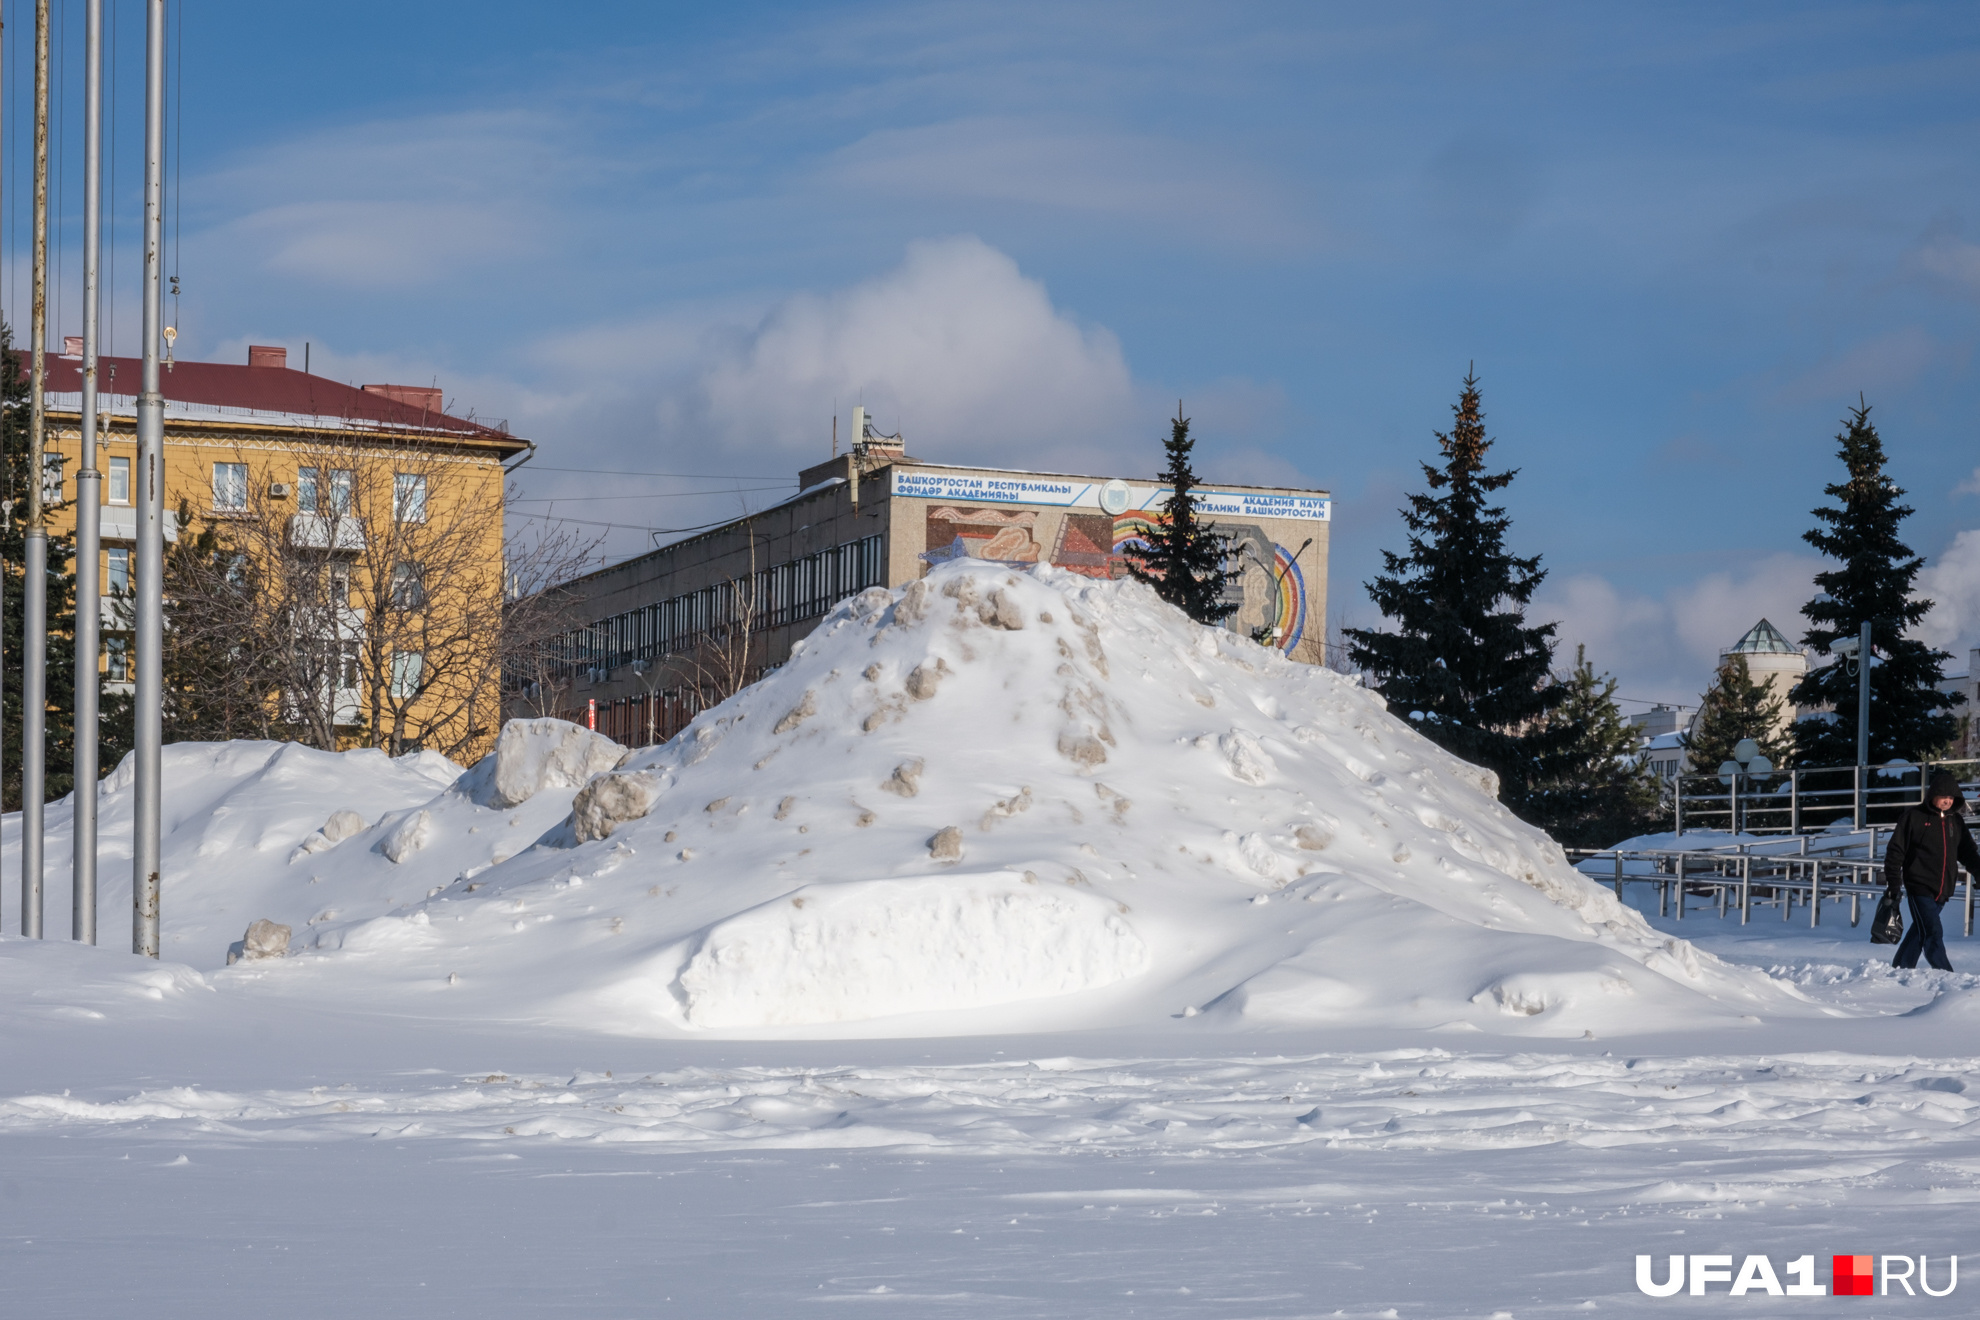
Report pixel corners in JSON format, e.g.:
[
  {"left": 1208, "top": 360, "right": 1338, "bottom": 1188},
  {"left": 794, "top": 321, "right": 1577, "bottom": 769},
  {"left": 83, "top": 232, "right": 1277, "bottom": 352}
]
[{"left": 535, "top": 415, "right": 1332, "bottom": 745}]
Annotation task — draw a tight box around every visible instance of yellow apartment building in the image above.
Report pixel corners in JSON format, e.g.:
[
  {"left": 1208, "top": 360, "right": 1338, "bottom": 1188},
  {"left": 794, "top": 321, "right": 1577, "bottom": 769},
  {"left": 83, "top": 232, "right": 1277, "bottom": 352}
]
[{"left": 28, "top": 342, "right": 529, "bottom": 759}]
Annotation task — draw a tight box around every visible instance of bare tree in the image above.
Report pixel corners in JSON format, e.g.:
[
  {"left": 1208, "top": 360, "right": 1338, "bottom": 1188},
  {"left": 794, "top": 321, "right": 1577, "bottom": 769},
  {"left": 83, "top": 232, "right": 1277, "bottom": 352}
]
[
  {"left": 198, "top": 445, "right": 365, "bottom": 750},
  {"left": 499, "top": 509, "right": 600, "bottom": 721},
  {"left": 653, "top": 532, "right": 770, "bottom": 732},
  {"left": 344, "top": 441, "right": 507, "bottom": 755},
  {"left": 172, "top": 433, "right": 592, "bottom": 760}
]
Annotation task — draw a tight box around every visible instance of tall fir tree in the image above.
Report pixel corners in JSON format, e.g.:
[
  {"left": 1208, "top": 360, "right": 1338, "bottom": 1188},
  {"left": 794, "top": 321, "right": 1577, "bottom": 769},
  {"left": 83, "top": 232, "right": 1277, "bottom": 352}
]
[
  {"left": 1789, "top": 401, "right": 1960, "bottom": 764},
  {"left": 1345, "top": 369, "right": 1565, "bottom": 811},
  {"left": 1523, "top": 645, "right": 1662, "bottom": 847},
  {"left": 1128, "top": 407, "right": 1235, "bottom": 624},
  {"left": 1682, "top": 654, "right": 1794, "bottom": 778},
  {"left": 0, "top": 318, "right": 134, "bottom": 808}
]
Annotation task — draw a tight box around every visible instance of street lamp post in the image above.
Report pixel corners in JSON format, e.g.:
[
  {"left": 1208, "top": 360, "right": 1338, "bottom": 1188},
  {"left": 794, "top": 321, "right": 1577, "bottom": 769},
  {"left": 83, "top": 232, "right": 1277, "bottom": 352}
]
[
  {"left": 1832, "top": 622, "right": 1873, "bottom": 829},
  {"left": 1718, "top": 737, "right": 1774, "bottom": 837}
]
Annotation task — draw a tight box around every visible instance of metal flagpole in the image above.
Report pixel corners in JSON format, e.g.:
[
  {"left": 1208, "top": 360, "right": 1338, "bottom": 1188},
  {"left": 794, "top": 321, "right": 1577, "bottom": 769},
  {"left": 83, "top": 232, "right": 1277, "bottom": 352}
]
[
  {"left": 21, "top": 0, "right": 51, "bottom": 940},
  {"left": 73, "top": 0, "right": 105, "bottom": 944},
  {"left": 133, "top": 0, "right": 165, "bottom": 957},
  {"left": 0, "top": 9, "right": 9, "bottom": 928}
]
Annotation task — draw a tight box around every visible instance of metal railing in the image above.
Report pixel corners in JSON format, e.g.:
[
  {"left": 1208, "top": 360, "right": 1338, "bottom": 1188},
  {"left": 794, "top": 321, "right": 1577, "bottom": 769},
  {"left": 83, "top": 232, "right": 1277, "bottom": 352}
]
[
  {"left": 1674, "top": 759, "right": 1979, "bottom": 836},
  {"left": 1568, "top": 843, "right": 1977, "bottom": 935}
]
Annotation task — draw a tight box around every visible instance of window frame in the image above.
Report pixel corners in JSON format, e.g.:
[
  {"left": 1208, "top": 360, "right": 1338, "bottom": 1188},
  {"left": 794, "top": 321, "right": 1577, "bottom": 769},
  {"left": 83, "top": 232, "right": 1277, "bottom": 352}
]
[
  {"left": 393, "top": 473, "right": 428, "bottom": 524},
  {"left": 388, "top": 650, "right": 425, "bottom": 699},
  {"left": 297, "top": 466, "right": 355, "bottom": 515},
  {"left": 390, "top": 560, "right": 428, "bottom": 609},
  {"left": 108, "top": 455, "right": 131, "bottom": 505},
  {"left": 212, "top": 462, "right": 249, "bottom": 512}
]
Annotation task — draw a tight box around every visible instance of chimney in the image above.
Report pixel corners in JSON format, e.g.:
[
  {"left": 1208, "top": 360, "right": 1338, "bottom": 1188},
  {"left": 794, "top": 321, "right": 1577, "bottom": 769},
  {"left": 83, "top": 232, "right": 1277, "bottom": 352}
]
[
  {"left": 249, "top": 345, "right": 288, "bottom": 369},
  {"left": 362, "top": 383, "right": 445, "bottom": 415}
]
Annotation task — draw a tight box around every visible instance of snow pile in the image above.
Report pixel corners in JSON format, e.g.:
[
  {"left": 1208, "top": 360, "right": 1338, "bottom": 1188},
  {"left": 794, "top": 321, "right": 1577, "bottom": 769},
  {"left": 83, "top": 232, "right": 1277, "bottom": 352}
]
[
  {"left": 1, "top": 741, "right": 469, "bottom": 966},
  {"left": 677, "top": 872, "right": 1148, "bottom": 1027},
  {"left": 7, "top": 560, "right": 1819, "bottom": 1038},
  {"left": 475, "top": 718, "right": 626, "bottom": 807}
]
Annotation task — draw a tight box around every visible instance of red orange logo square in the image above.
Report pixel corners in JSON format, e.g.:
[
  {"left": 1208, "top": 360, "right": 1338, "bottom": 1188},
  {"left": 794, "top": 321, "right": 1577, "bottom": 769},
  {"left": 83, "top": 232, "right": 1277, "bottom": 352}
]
[{"left": 1833, "top": 1255, "right": 1874, "bottom": 1296}]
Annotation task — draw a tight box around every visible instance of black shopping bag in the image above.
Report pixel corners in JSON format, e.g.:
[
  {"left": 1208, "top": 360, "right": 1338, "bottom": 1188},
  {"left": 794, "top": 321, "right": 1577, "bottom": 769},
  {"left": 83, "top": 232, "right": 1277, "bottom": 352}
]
[{"left": 1870, "top": 889, "right": 1904, "bottom": 945}]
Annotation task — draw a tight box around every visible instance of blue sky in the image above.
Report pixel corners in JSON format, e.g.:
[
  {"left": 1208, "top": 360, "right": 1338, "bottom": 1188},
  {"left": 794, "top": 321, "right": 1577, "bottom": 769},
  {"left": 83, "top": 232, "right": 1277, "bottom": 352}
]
[{"left": 5, "top": 0, "right": 1978, "bottom": 708}]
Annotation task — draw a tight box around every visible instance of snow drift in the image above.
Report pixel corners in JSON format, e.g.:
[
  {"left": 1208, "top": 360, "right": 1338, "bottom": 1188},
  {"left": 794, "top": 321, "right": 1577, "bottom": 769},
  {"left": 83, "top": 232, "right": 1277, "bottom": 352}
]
[
  {"left": 676, "top": 871, "right": 1148, "bottom": 1027},
  {"left": 5, "top": 560, "right": 1818, "bottom": 1038}
]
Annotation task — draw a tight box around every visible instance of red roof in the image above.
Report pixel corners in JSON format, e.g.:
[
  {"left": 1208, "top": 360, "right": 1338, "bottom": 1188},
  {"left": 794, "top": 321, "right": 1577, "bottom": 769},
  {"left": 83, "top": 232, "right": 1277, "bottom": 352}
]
[{"left": 20, "top": 348, "right": 519, "bottom": 444}]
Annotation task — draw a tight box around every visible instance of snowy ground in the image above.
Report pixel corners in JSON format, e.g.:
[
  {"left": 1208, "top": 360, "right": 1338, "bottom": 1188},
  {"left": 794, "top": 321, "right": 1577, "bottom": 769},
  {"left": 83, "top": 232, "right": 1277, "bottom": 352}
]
[
  {"left": 4, "top": 565, "right": 1975, "bottom": 1316},
  {"left": 5, "top": 941, "right": 1975, "bottom": 1317}
]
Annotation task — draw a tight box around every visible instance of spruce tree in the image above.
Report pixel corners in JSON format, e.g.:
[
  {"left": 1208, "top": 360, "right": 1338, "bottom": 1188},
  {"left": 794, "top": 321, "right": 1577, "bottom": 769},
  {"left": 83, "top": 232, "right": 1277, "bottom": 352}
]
[
  {"left": 1524, "top": 645, "right": 1662, "bottom": 847},
  {"left": 1128, "top": 407, "right": 1235, "bottom": 624},
  {"left": 0, "top": 319, "right": 134, "bottom": 807},
  {"left": 159, "top": 498, "right": 277, "bottom": 742},
  {"left": 1345, "top": 369, "right": 1564, "bottom": 809},
  {"left": 1789, "top": 401, "right": 1959, "bottom": 765},
  {"left": 2, "top": 321, "right": 77, "bottom": 809},
  {"left": 1682, "top": 654, "right": 1793, "bottom": 778}
]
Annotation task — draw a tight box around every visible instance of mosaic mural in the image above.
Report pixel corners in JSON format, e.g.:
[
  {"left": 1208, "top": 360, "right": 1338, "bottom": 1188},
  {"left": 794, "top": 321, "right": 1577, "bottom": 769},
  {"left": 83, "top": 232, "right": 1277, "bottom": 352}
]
[
  {"left": 921, "top": 505, "right": 1306, "bottom": 654},
  {"left": 922, "top": 506, "right": 1042, "bottom": 565}
]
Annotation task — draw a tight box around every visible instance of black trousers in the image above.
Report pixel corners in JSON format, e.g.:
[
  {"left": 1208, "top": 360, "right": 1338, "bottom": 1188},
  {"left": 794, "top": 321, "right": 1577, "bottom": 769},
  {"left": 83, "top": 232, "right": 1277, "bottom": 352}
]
[{"left": 1893, "top": 890, "right": 1952, "bottom": 972}]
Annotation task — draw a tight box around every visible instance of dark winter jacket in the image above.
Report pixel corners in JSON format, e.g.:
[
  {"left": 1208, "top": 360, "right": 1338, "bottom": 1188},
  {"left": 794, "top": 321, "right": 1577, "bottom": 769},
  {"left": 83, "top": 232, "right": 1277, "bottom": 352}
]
[{"left": 1884, "top": 775, "right": 1980, "bottom": 902}]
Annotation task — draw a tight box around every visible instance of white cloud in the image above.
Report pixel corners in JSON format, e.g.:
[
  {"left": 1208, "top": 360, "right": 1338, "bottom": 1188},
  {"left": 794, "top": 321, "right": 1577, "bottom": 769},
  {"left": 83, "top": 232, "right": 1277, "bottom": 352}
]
[
  {"left": 187, "top": 110, "right": 569, "bottom": 291},
  {"left": 1542, "top": 532, "right": 1980, "bottom": 705},
  {"left": 1536, "top": 553, "right": 1821, "bottom": 704},
  {"left": 657, "top": 235, "right": 1145, "bottom": 472},
  {"left": 1908, "top": 224, "right": 1980, "bottom": 299},
  {"left": 302, "top": 237, "right": 1165, "bottom": 563},
  {"left": 1768, "top": 326, "right": 1943, "bottom": 406},
  {"left": 1915, "top": 528, "right": 1980, "bottom": 658},
  {"left": 826, "top": 117, "right": 1314, "bottom": 252},
  {"left": 231, "top": 201, "right": 531, "bottom": 288},
  {"left": 287, "top": 236, "right": 1148, "bottom": 467}
]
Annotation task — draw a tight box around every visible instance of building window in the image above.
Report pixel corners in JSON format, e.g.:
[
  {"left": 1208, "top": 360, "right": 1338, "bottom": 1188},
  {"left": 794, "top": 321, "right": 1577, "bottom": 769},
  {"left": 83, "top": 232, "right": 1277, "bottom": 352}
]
[
  {"left": 390, "top": 561, "right": 427, "bottom": 609},
  {"left": 388, "top": 650, "right": 424, "bottom": 699},
  {"left": 393, "top": 473, "right": 427, "bottom": 523},
  {"left": 107, "top": 547, "right": 131, "bottom": 595},
  {"left": 212, "top": 462, "right": 248, "bottom": 511},
  {"left": 106, "top": 635, "right": 130, "bottom": 683},
  {"left": 42, "top": 454, "right": 65, "bottom": 504},
  {"left": 108, "top": 456, "right": 130, "bottom": 504},
  {"left": 297, "top": 467, "right": 353, "bottom": 515}
]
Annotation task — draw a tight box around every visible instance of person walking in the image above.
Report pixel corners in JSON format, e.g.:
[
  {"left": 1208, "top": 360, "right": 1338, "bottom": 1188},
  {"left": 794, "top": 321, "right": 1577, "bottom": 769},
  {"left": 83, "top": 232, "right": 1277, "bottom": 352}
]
[{"left": 1883, "top": 769, "right": 1980, "bottom": 972}]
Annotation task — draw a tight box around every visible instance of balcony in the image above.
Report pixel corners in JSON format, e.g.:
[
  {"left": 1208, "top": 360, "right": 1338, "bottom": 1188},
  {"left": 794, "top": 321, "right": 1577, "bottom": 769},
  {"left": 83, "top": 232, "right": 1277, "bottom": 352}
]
[
  {"left": 98, "top": 507, "right": 181, "bottom": 544},
  {"left": 288, "top": 514, "right": 366, "bottom": 551}
]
